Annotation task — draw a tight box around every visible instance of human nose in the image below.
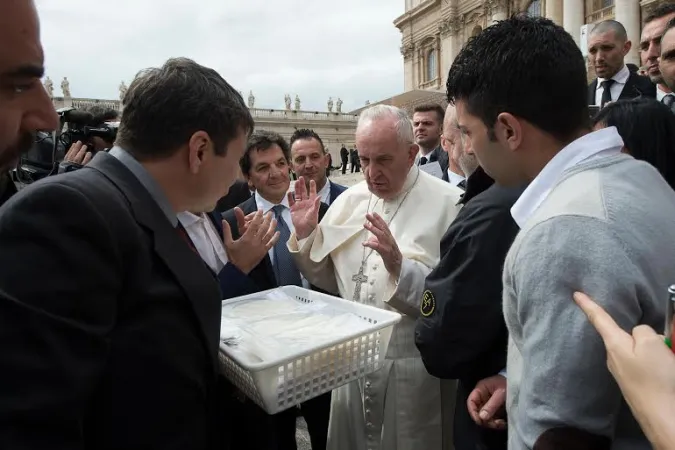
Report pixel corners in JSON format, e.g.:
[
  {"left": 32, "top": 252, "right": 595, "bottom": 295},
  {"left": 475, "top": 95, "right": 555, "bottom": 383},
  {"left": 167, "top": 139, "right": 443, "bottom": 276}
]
[
  {"left": 646, "top": 42, "right": 660, "bottom": 61},
  {"left": 24, "top": 86, "right": 59, "bottom": 133}
]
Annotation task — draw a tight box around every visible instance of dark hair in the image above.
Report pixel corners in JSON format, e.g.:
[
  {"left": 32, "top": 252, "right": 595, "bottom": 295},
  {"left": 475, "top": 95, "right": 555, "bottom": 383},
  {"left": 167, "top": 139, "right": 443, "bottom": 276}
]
[
  {"left": 289, "top": 128, "right": 325, "bottom": 153},
  {"left": 413, "top": 103, "right": 445, "bottom": 123},
  {"left": 592, "top": 98, "right": 675, "bottom": 189},
  {"left": 644, "top": 3, "right": 675, "bottom": 24},
  {"left": 240, "top": 130, "right": 291, "bottom": 175},
  {"left": 116, "top": 57, "right": 254, "bottom": 161},
  {"left": 446, "top": 16, "right": 589, "bottom": 143},
  {"left": 590, "top": 20, "right": 628, "bottom": 41}
]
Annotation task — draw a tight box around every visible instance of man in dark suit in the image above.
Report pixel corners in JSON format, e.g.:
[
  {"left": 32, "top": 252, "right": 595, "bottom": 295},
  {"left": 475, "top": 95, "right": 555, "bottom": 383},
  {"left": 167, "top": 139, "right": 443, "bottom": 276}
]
[
  {"left": 289, "top": 129, "right": 347, "bottom": 206},
  {"left": 587, "top": 20, "right": 656, "bottom": 107},
  {"left": 222, "top": 130, "right": 331, "bottom": 450},
  {"left": 0, "top": 56, "right": 254, "bottom": 449},
  {"left": 340, "top": 145, "right": 349, "bottom": 174},
  {"left": 0, "top": 0, "right": 59, "bottom": 207},
  {"left": 413, "top": 103, "right": 450, "bottom": 180}
]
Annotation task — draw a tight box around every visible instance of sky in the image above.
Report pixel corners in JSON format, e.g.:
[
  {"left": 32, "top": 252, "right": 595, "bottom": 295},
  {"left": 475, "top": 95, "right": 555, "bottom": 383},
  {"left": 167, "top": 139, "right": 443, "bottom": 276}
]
[{"left": 35, "top": 0, "right": 406, "bottom": 113}]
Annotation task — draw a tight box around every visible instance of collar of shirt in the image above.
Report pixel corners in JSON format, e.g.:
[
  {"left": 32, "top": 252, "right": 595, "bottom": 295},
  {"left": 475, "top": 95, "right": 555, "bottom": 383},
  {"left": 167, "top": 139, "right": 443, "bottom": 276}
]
[
  {"left": 510, "top": 126, "right": 624, "bottom": 227},
  {"left": 254, "top": 189, "right": 291, "bottom": 214},
  {"left": 176, "top": 211, "right": 203, "bottom": 227},
  {"left": 317, "top": 179, "right": 331, "bottom": 204},
  {"left": 596, "top": 64, "right": 630, "bottom": 90},
  {"left": 108, "top": 146, "right": 178, "bottom": 227},
  {"left": 446, "top": 169, "right": 465, "bottom": 187},
  {"left": 657, "top": 85, "right": 672, "bottom": 102},
  {"left": 417, "top": 147, "right": 436, "bottom": 161}
]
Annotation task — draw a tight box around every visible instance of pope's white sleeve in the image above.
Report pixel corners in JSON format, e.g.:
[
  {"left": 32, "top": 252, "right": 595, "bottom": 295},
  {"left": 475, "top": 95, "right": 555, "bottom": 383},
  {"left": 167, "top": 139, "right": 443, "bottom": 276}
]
[
  {"left": 383, "top": 258, "right": 431, "bottom": 317},
  {"left": 287, "top": 227, "right": 339, "bottom": 294}
]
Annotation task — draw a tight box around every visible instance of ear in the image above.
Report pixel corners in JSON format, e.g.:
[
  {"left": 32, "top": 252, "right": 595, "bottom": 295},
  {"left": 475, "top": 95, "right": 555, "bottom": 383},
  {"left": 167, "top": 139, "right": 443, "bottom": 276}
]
[
  {"left": 623, "top": 40, "right": 632, "bottom": 56},
  {"left": 187, "top": 130, "right": 212, "bottom": 174},
  {"left": 408, "top": 143, "right": 419, "bottom": 162},
  {"left": 495, "top": 112, "right": 522, "bottom": 152}
]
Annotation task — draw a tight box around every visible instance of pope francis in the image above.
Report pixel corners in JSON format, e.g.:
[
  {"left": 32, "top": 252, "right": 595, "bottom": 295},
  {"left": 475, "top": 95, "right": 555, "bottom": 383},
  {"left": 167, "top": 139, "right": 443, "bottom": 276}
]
[{"left": 287, "top": 105, "right": 463, "bottom": 450}]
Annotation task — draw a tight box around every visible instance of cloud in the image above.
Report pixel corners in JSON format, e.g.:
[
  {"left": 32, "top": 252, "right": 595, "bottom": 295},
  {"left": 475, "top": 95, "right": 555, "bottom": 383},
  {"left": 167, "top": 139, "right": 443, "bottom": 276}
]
[{"left": 35, "top": 0, "right": 405, "bottom": 112}]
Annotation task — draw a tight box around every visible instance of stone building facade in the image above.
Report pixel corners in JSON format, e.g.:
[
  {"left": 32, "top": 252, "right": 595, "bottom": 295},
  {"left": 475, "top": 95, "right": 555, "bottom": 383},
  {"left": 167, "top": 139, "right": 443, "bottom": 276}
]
[
  {"left": 51, "top": 97, "right": 357, "bottom": 164},
  {"left": 395, "top": 0, "right": 668, "bottom": 92}
]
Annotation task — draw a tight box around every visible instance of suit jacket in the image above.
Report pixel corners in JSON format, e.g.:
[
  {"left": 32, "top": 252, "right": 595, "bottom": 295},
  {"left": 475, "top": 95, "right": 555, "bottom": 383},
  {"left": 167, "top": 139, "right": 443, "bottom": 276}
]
[
  {"left": 419, "top": 146, "right": 449, "bottom": 181},
  {"left": 0, "top": 151, "right": 223, "bottom": 450},
  {"left": 587, "top": 71, "right": 657, "bottom": 105},
  {"left": 215, "top": 180, "right": 252, "bottom": 214},
  {"left": 328, "top": 181, "right": 347, "bottom": 205},
  {"left": 221, "top": 196, "right": 329, "bottom": 290}
]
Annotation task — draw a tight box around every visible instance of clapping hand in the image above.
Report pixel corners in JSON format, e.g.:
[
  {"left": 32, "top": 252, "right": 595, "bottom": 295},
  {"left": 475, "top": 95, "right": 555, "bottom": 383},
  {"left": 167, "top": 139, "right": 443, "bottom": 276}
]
[
  {"left": 363, "top": 213, "right": 402, "bottom": 278},
  {"left": 288, "top": 177, "right": 321, "bottom": 240},
  {"left": 222, "top": 208, "right": 279, "bottom": 274}
]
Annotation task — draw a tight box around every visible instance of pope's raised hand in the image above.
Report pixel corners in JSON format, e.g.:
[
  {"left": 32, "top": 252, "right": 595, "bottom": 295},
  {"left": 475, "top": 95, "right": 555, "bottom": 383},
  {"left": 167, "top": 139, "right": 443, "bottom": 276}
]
[{"left": 289, "top": 177, "right": 321, "bottom": 240}]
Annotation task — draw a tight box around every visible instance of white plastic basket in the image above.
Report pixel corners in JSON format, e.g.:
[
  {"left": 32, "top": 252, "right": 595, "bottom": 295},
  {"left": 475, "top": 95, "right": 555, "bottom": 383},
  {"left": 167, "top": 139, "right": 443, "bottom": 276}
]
[{"left": 218, "top": 285, "right": 402, "bottom": 414}]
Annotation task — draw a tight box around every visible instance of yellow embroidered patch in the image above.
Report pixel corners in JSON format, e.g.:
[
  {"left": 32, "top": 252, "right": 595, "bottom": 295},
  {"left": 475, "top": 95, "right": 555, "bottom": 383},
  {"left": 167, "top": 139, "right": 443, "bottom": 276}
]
[{"left": 421, "top": 290, "right": 435, "bottom": 317}]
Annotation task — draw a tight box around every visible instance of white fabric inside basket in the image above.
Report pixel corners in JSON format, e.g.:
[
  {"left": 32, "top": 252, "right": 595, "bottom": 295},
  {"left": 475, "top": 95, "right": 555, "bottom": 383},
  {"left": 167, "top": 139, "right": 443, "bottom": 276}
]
[{"left": 220, "top": 290, "right": 370, "bottom": 366}]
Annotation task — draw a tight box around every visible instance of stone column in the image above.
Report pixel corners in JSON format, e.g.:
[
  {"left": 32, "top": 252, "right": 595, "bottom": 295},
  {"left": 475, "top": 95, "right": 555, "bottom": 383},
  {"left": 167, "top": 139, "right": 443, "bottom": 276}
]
[
  {"left": 614, "top": 0, "right": 641, "bottom": 65},
  {"left": 545, "top": 0, "right": 564, "bottom": 26},
  {"left": 491, "top": 0, "right": 507, "bottom": 24},
  {"left": 563, "top": 0, "right": 585, "bottom": 47}
]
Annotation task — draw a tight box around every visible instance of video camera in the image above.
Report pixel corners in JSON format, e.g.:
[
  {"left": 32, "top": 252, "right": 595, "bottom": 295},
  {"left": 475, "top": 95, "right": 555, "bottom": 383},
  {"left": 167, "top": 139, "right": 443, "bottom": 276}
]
[{"left": 16, "top": 107, "right": 118, "bottom": 183}]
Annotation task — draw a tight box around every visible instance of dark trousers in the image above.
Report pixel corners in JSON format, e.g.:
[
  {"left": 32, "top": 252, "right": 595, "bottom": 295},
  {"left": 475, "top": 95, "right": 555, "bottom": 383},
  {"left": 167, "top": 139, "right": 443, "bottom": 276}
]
[{"left": 341, "top": 160, "right": 348, "bottom": 174}]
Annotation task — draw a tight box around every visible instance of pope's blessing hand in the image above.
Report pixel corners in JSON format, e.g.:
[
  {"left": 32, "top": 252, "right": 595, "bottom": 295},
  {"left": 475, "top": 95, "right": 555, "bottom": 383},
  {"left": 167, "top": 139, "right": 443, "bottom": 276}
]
[{"left": 289, "top": 177, "right": 321, "bottom": 240}]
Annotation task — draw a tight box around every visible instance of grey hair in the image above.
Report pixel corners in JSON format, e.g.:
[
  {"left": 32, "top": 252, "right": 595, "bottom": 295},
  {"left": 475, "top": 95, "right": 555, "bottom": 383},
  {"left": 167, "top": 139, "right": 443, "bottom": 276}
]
[{"left": 357, "top": 105, "right": 414, "bottom": 145}]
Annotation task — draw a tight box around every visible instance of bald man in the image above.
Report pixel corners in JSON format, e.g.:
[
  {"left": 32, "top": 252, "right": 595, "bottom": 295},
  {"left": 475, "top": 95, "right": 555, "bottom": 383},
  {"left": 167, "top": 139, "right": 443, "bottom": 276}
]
[
  {"left": 440, "top": 105, "right": 478, "bottom": 189},
  {"left": 587, "top": 20, "right": 655, "bottom": 106},
  {"left": 440, "top": 105, "right": 467, "bottom": 188}
]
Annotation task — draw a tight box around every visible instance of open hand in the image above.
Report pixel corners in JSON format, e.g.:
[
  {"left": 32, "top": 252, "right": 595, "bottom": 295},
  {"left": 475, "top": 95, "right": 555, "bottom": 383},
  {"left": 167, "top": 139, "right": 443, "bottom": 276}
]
[
  {"left": 363, "top": 213, "right": 402, "bottom": 278},
  {"left": 64, "top": 141, "right": 93, "bottom": 165},
  {"left": 467, "top": 374, "right": 507, "bottom": 430},
  {"left": 222, "top": 208, "right": 279, "bottom": 274},
  {"left": 288, "top": 177, "right": 321, "bottom": 240}
]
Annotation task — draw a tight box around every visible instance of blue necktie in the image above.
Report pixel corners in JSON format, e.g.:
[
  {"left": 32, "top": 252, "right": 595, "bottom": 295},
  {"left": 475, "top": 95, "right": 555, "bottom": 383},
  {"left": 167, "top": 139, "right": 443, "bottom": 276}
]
[{"left": 272, "top": 205, "right": 303, "bottom": 287}]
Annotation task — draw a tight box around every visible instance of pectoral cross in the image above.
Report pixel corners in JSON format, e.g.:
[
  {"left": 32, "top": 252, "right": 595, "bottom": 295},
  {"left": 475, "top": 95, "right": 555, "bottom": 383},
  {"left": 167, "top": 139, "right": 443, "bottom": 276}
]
[{"left": 352, "top": 262, "right": 368, "bottom": 300}]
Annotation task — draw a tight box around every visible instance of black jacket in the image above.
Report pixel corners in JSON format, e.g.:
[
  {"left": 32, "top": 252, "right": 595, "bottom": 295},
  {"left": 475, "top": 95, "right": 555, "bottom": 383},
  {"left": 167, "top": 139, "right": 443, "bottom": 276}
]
[{"left": 0, "top": 151, "right": 223, "bottom": 449}]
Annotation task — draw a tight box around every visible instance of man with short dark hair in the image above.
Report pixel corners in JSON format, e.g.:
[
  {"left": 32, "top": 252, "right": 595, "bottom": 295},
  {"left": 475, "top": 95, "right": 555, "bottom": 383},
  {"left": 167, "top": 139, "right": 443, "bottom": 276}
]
[
  {"left": 587, "top": 20, "right": 655, "bottom": 106},
  {"left": 0, "top": 0, "right": 58, "bottom": 207},
  {"left": 641, "top": 3, "right": 675, "bottom": 101},
  {"left": 412, "top": 103, "right": 449, "bottom": 180},
  {"left": 447, "top": 16, "right": 675, "bottom": 450},
  {"left": 0, "top": 55, "right": 254, "bottom": 449},
  {"left": 223, "top": 130, "right": 331, "bottom": 450},
  {"left": 290, "top": 128, "right": 346, "bottom": 206}
]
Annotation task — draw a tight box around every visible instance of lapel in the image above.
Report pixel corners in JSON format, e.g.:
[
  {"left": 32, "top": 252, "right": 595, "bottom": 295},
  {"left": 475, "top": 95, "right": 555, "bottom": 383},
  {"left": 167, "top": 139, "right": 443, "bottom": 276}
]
[
  {"left": 619, "top": 73, "right": 640, "bottom": 100},
  {"left": 239, "top": 197, "right": 277, "bottom": 289},
  {"left": 588, "top": 80, "right": 597, "bottom": 105},
  {"left": 87, "top": 152, "right": 222, "bottom": 368}
]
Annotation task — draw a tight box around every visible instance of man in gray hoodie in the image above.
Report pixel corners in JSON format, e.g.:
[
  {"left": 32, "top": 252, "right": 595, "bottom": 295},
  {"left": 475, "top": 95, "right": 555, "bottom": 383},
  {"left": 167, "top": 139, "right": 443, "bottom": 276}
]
[{"left": 447, "top": 15, "right": 675, "bottom": 450}]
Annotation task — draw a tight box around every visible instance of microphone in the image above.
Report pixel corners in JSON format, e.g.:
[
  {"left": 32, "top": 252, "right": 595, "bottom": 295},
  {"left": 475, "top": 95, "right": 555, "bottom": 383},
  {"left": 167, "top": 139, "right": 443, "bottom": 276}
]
[{"left": 60, "top": 109, "right": 95, "bottom": 126}]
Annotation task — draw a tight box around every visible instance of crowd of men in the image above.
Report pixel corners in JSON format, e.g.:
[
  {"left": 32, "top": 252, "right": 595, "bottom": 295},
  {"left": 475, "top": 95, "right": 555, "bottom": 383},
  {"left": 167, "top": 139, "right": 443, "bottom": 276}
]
[{"left": 1, "top": 0, "right": 675, "bottom": 449}]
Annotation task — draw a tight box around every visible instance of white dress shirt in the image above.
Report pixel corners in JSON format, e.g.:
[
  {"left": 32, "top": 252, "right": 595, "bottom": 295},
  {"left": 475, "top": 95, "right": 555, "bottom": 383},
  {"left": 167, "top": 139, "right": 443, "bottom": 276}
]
[
  {"left": 511, "top": 126, "right": 624, "bottom": 228},
  {"left": 446, "top": 169, "right": 465, "bottom": 187},
  {"left": 177, "top": 212, "right": 229, "bottom": 273},
  {"left": 657, "top": 85, "right": 671, "bottom": 102},
  {"left": 594, "top": 64, "right": 630, "bottom": 106}
]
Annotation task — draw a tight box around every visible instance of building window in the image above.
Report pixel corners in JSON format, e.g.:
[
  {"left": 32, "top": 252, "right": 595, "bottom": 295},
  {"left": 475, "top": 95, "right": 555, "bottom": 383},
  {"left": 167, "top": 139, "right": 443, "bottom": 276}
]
[
  {"left": 426, "top": 49, "right": 436, "bottom": 81},
  {"left": 527, "top": 0, "right": 542, "bottom": 17}
]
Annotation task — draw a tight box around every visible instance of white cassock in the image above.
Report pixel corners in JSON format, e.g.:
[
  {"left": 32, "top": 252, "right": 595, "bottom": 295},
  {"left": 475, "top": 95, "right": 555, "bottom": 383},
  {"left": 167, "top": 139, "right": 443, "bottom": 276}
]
[{"left": 288, "top": 166, "right": 463, "bottom": 450}]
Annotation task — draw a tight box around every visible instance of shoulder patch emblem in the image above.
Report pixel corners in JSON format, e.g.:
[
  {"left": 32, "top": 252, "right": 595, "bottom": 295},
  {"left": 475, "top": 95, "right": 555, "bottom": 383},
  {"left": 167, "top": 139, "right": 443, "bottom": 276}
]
[{"left": 421, "top": 290, "right": 435, "bottom": 317}]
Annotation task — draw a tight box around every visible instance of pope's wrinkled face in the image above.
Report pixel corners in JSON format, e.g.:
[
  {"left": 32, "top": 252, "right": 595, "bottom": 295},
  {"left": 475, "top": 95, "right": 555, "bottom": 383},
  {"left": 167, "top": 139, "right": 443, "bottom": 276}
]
[{"left": 356, "top": 119, "right": 417, "bottom": 200}]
